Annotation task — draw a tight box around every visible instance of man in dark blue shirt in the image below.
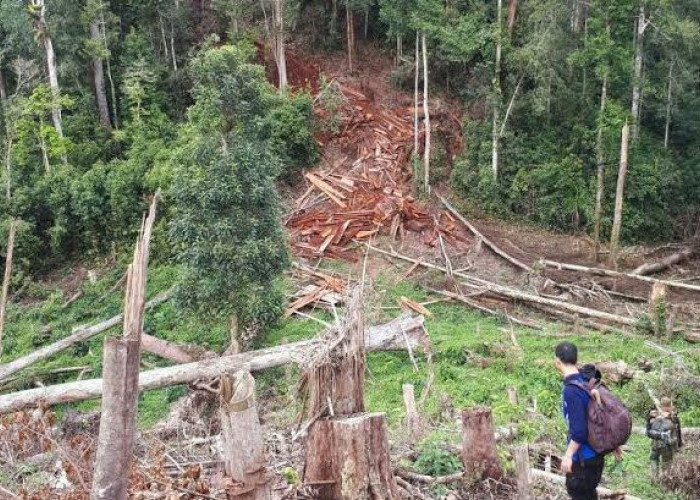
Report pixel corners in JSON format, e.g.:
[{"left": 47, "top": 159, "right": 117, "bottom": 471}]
[{"left": 555, "top": 342, "right": 605, "bottom": 500}]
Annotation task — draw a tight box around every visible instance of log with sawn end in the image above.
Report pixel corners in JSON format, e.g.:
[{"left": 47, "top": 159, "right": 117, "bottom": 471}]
[{"left": 0, "top": 314, "right": 426, "bottom": 414}]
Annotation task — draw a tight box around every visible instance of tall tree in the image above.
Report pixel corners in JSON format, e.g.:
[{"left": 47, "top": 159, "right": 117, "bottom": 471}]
[
  {"left": 491, "top": 0, "right": 503, "bottom": 178},
  {"left": 422, "top": 32, "right": 430, "bottom": 195},
  {"left": 609, "top": 121, "right": 630, "bottom": 268},
  {"left": 28, "top": 0, "right": 63, "bottom": 139},
  {"left": 631, "top": 6, "right": 650, "bottom": 141}
]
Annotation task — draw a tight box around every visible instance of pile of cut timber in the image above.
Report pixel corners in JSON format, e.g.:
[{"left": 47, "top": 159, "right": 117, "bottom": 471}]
[{"left": 287, "top": 80, "right": 464, "bottom": 261}]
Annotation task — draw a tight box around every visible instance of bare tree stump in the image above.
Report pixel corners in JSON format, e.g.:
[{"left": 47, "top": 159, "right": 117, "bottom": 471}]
[
  {"left": 304, "top": 412, "right": 399, "bottom": 499},
  {"left": 649, "top": 282, "right": 667, "bottom": 335},
  {"left": 514, "top": 445, "right": 531, "bottom": 499},
  {"left": 402, "top": 383, "right": 422, "bottom": 442},
  {"left": 507, "top": 386, "right": 518, "bottom": 406},
  {"left": 220, "top": 370, "right": 270, "bottom": 499},
  {"left": 461, "top": 407, "right": 504, "bottom": 482},
  {"left": 91, "top": 337, "right": 140, "bottom": 500}
]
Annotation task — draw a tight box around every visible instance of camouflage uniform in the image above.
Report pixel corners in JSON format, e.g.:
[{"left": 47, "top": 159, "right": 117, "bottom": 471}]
[{"left": 646, "top": 398, "right": 682, "bottom": 478}]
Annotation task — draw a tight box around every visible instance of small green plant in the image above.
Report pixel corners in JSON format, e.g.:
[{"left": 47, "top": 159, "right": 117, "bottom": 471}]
[{"left": 413, "top": 441, "right": 462, "bottom": 477}]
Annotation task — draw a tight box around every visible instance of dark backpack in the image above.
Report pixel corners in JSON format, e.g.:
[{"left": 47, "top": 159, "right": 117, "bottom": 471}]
[{"left": 567, "top": 379, "right": 632, "bottom": 454}]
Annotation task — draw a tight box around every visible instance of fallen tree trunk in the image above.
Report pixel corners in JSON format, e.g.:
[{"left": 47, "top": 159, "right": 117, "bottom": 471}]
[
  {"left": 530, "top": 469, "right": 641, "bottom": 500},
  {"left": 369, "top": 246, "right": 636, "bottom": 327},
  {"left": 438, "top": 194, "right": 533, "bottom": 273},
  {"left": 0, "top": 314, "right": 425, "bottom": 414},
  {"left": 541, "top": 259, "right": 700, "bottom": 293},
  {"left": 0, "top": 291, "right": 172, "bottom": 383},
  {"left": 632, "top": 425, "right": 700, "bottom": 438},
  {"left": 435, "top": 289, "right": 543, "bottom": 330},
  {"left": 632, "top": 247, "right": 695, "bottom": 276}
]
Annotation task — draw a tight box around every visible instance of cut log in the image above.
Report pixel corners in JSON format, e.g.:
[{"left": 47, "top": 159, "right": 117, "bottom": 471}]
[
  {"left": 632, "top": 425, "right": 700, "bottom": 438},
  {"left": 141, "top": 334, "right": 217, "bottom": 364},
  {"left": 303, "top": 412, "right": 399, "bottom": 499},
  {"left": 540, "top": 259, "right": 700, "bottom": 294},
  {"left": 462, "top": 406, "right": 503, "bottom": 482},
  {"left": 632, "top": 247, "right": 694, "bottom": 276},
  {"left": 531, "top": 469, "right": 642, "bottom": 500},
  {"left": 438, "top": 194, "right": 533, "bottom": 273},
  {"left": 0, "top": 291, "right": 172, "bottom": 383},
  {"left": 513, "top": 445, "right": 531, "bottom": 500},
  {"left": 219, "top": 370, "right": 271, "bottom": 499},
  {"left": 0, "top": 314, "right": 426, "bottom": 414}
]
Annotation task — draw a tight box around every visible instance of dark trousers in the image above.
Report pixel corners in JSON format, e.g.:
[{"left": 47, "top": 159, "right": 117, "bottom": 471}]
[{"left": 565, "top": 455, "right": 605, "bottom": 500}]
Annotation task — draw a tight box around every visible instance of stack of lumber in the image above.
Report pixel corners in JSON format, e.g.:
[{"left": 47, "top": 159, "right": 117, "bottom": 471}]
[{"left": 287, "top": 80, "right": 464, "bottom": 261}]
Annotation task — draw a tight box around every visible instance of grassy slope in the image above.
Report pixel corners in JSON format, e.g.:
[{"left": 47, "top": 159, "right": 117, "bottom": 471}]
[{"left": 2, "top": 263, "right": 698, "bottom": 498}]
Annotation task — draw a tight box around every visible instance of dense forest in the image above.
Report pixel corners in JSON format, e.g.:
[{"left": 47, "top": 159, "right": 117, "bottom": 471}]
[{"left": 1, "top": 0, "right": 700, "bottom": 498}]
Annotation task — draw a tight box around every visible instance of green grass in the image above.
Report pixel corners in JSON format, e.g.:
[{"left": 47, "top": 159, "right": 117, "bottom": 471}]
[{"left": 2, "top": 264, "right": 697, "bottom": 498}]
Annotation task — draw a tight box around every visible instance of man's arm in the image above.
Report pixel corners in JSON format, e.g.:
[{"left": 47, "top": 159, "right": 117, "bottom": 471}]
[{"left": 561, "top": 386, "right": 588, "bottom": 474}]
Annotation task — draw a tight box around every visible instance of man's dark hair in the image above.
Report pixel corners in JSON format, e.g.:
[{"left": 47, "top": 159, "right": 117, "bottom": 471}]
[{"left": 555, "top": 342, "right": 578, "bottom": 365}]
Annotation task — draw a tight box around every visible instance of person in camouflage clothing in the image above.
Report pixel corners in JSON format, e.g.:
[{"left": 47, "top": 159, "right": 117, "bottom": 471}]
[{"left": 646, "top": 396, "right": 682, "bottom": 478}]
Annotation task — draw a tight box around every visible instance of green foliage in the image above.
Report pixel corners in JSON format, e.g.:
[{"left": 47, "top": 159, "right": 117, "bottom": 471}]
[
  {"left": 261, "top": 92, "right": 319, "bottom": 183},
  {"left": 412, "top": 441, "right": 462, "bottom": 476}
]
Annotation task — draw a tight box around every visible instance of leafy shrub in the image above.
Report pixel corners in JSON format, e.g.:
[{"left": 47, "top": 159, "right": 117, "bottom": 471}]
[{"left": 413, "top": 441, "right": 462, "bottom": 476}]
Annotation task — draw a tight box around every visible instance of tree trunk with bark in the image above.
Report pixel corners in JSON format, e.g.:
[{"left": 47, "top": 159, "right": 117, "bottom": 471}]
[
  {"left": 631, "top": 7, "right": 648, "bottom": 141},
  {"left": 303, "top": 413, "right": 399, "bottom": 499},
  {"left": 593, "top": 66, "right": 608, "bottom": 261},
  {"left": 90, "top": 19, "right": 111, "bottom": 129},
  {"left": 633, "top": 247, "right": 694, "bottom": 276},
  {"left": 4, "top": 138, "right": 11, "bottom": 200},
  {"left": 219, "top": 370, "right": 271, "bottom": 499},
  {"left": 462, "top": 407, "right": 503, "bottom": 481},
  {"left": 664, "top": 61, "right": 673, "bottom": 148},
  {"left": 0, "top": 68, "right": 7, "bottom": 101},
  {"left": 609, "top": 121, "right": 630, "bottom": 268},
  {"left": 100, "top": 12, "right": 118, "bottom": 129},
  {"left": 0, "top": 314, "right": 426, "bottom": 414},
  {"left": 422, "top": 33, "right": 430, "bottom": 195},
  {"left": 413, "top": 33, "right": 420, "bottom": 158},
  {"left": 491, "top": 0, "right": 503, "bottom": 178},
  {"left": 507, "top": 0, "right": 518, "bottom": 35},
  {"left": 649, "top": 282, "right": 667, "bottom": 336},
  {"left": 403, "top": 383, "right": 422, "bottom": 442},
  {"left": 0, "top": 219, "right": 17, "bottom": 356},
  {"left": 346, "top": 2, "right": 355, "bottom": 74},
  {"left": 90, "top": 337, "right": 140, "bottom": 500},
  {"left": 273, "top": 0, "right": 288, "bottom": 89}
]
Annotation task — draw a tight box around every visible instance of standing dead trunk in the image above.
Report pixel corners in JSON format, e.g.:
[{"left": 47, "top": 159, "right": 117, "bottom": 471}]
[
  {"left": 346, "top": 2, "right": 355, "bottom": 74},
  {"left": 421, "top": 33, "right": 430, "bottom": 196},
  {"left": 631, "top": 7, "right": 648, "bottom": 141},
  {"left": 491, "top": 0, "right": 503, "bottom": 179},
  {"left": 158, "top": 12, "right": 169, "bottom": 60},
  {"left": 507, "top": 0, "right": 518, "bottom": 36},
  {"left": 593, "top": 66, "right": 608, "bottom": 261},
  {"left": 413, "top": 33, "right": 420, "bottom": 158},
  {"left": 90, "top": 337, "right": 140, "bottom": 500},
  {"left": 90, "top": 19, "right": 111, "bottom": 129},
  {"left": 0, "top": 219, "right": 17, "bottom": 356},
  {"left": 462, "top": 406, "right": 503, "bottom": 481},
  {"left": 91, "top": 196, "right": 158, "bottom": 500},
  {"left": 664, "top": 61, "right": 673, "bottom": 149},
  {"left": 609, "top": 121, "right": 630, "bottom": 268},
  {"left": 364, "top": 7, "right": 368, "bottom": 39},
  {"left": 396, "top": 35, "right": 402, "bottom": 66},
  {"left": 44, "top": 37, "right": 63, "bottom": 138},
  {"left": 220, "top": 370, "right": 271, "bottom": 499}
]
